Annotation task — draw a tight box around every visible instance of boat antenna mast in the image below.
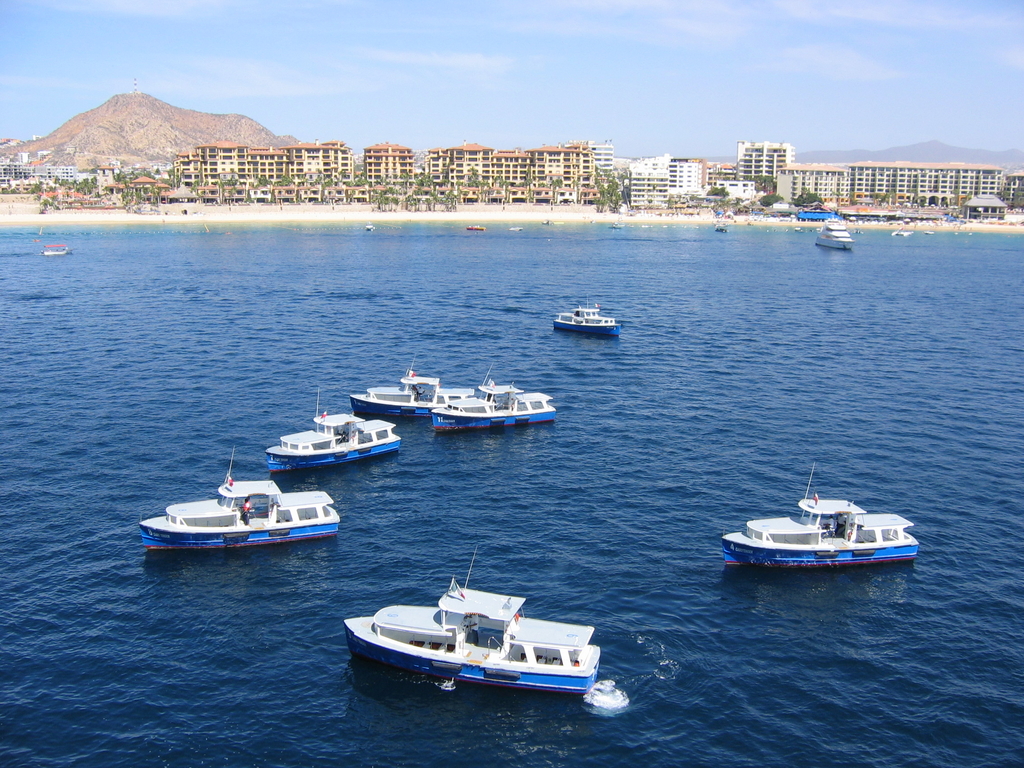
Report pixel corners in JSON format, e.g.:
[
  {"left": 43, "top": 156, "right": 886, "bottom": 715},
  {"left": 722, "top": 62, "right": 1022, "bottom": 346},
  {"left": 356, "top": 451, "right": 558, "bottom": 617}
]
[
  {"left": 315, "top": 386, "right": 321, "bottom": 417},
  {"left": 407, "top": 355, "right": 417, "bottom": 376},
  {"left": 464, "top": 544, "right": 479, "bottom": 589},
  {"left": 481, "top": 363, "right": 494, "bottom": 387},
  {"left": 804, "top": 462, "right": 816, "bottom": 500},
  {"left": 224, "top": 447, "right": 236, "bottom": 485}
]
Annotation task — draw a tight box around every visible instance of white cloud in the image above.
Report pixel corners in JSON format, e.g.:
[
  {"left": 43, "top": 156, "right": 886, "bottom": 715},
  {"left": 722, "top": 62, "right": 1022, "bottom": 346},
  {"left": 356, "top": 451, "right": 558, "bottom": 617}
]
[
  {"left": 764, "top": 45, "right": 903, "bottom": 81},
  {"left": 355, "top": 49, "right": 515, "bottom": 78},
  {"left": 22, "top": 0, "right": 237, "bottom": 17},
  {"left": 772, "top": 0, "right": 1021, "bottom": 30},
  {"left": 999, "top": 48, "right": 1024, "bottom": 70},
  {"left": 147, "top": 58, "right": 366, "bottom": 100}
]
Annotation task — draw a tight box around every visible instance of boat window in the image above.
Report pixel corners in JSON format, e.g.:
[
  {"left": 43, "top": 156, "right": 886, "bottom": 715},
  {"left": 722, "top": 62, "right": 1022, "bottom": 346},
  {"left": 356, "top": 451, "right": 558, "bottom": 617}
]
[
  {"left": 218, "top": 496, "right": 234, "bottom": 508},
  {"left": 534, "top": 648, "right": 563, "bottom": 666},
  {"left": 312, "top": 440, "right": 331, "bottom": 451},
  {"left": 375, "top": 430, "right": 389, "bottom": 440},
  {"left": 773, "top": 533, "right": 817, "bottom": 545},
  {"left": 182, "top": 514, "right": 235, "bottom": 528},
  {"left": 881, "top": 528, "right": 900, "bottom": 542},
  {"left": 377, "top": 393, "right": 412, "bottom": 403},
  {"left": 276, "top": 509, "right": 293, "bottom": 523},
  {"left": 530, "top": 401, "right": 544, "bottom": 410},
  {"left": 297, "top": 507, "right": 318, "bottom": 521},
  {"left": 856, "top": 528, "right": 877, "bottom": 543},
  {"left": 509, "top": 644, "right": 528, "bottom": 663},
  {"left": 463, "top": 406, "right": 488, "bottom": 413},
  {"left": 358, "top": 432, "right": 373, "bottom": 444},
  {"left": 323, "top": 506, "right": 336, "bottom": 518},
  {"left": 747, "top": 527, "right": 763, "bottom": 541},
  {"left": 517, "top": 402, "right": 529, "bottom": 412}
]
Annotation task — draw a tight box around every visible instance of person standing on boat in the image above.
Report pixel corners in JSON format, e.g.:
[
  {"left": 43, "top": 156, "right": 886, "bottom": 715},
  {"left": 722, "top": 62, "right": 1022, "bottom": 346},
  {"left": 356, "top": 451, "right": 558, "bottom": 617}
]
[{"left": 241, "top": 496, "right": 253, "bottom": 525}]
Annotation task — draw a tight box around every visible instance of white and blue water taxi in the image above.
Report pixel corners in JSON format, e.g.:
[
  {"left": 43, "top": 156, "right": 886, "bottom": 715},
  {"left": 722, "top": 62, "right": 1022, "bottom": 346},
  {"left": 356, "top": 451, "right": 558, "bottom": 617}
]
[
  {"left": 722, "top": 496, "right": 918, "bottom": 567},
  {"left": 266, "top": 412, "right": 400, "bottom": 472},
  {"left": 41, "top": 244, "right": 72, "bottom": 256},
  {"left": 350, "top": 369, "right": 475, "bottom": 417},
  {"left": 553, "top": 305, "right": 620, "bottom": 336},
  {"left": 139, "top": 478, "right": 338, "bottom": 549},
  {"left": 345, "top": 576, "right": 600, "bottom": 694},
  {"left": 431, "top": 380, "right": 555, "bottom": 430}
]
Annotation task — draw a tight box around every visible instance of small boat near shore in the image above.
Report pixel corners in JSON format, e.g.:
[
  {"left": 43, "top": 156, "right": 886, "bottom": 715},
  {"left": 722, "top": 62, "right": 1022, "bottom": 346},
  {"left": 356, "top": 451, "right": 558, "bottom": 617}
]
[
  {"left": 344, "top": 575, "right": 601, "bottom": 693},
  {"left": 815, "top": 220, "right": 855, "bottom": 250},
  {"left": 553, "top": 304, "right": 620, "bottom": 336},
  {"left": 266, "top": 412, "right": 400, "bottom": 472},
  {"left": 892, "top": 227, "right": 913, "bottom": 237},
  {"left": 722, "top": 494, "right": 918, "bottom": 567},
  {"left": 139, "top": 478, "right": 338, "bottom": 549},
  {"left": 41, "top": 244, "right": 72, "bottom": 256},
  {"left": 350, "top": 369, "right": 474, "bottom": 417},
  {"left": 714, "top": 222, "right": 728, "bottom": 233},
  {"left": 365, "top": 223, "right": 375, "bottom": 231},
  {"left": 466, "top": 225, "right": 486, "bottom": 231},
  {"left": 431, "top": 379, "right": 555, "bottom": 430}
]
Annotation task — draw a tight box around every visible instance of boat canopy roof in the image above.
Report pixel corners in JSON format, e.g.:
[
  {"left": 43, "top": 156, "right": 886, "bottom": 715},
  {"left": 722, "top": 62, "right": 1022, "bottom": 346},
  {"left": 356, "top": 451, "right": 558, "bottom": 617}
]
[
  {"left": 373, "top": 605, "right": 452, "bottom": 636},
  {"left": 218, "top": 480, "right": 281, "bottom": 499},
  {"left": 480, "top": 382, "right": 524, "bottom": 396},
  {"left": 280, "top": 429, "right": 325, "bottom": 443},
  {"left": 402, "top": 374, "right": 441, "bottom": 386},
  {"left": 166, "top": 498, "right": 225, "bottom": 516},
  {"left": 797, "top": 498, "right": 868, "bottom": 515},
  {"left": 748, "top": 517, "right": 817, "bottom": 534},
  {"left": 316, "top": 413, "right": 363, "bottom": 427},
  {"left": 438, "top": 579, "right": 525, "bottom": 620},
  {"left": 277, "top": 490, "right": 334, "bottom": 508},
  {"left": 512, "top": 617, "right": 594, "bottom": 648}
]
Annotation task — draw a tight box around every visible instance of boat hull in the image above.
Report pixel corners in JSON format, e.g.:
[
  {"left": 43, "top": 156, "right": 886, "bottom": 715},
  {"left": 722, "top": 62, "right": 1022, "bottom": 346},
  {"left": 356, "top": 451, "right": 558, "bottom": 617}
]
[
  {"left": 344, "top": 621, "right": 598, "bottom": 694},
  {"left": 553, "top": 319, "right": 620, "bottom": 335},
  {"left": 266, "top": 440, "right": 399, "bottom": 472},
  {"left": 722, "top": 537, "right": 917, "bottom": 567},
  {"left": 139, "top": 521, "right": 338, "bottom": 549},
  {"left": 815, "top": 238, "right": 853, "bottom": 250},
  {"left": 431, "top": 411, "right": 555, "bottom": 430},
  {"left": 349, "top": 395, "right": 440, "bottom": 416}
]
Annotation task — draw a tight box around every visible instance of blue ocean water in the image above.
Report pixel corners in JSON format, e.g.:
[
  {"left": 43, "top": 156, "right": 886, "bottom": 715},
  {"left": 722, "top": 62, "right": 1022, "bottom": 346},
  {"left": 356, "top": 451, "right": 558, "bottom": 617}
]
[{"left": 1, "top": 221, "right": 1022, "bottom": 767}]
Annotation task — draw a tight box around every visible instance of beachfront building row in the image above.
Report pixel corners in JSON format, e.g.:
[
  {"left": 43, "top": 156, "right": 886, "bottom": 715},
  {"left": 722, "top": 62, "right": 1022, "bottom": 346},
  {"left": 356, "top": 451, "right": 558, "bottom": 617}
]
[
  {"left": 172, "top": 139, "right": 599, "bottom": 198},
  {"left": 778, "top": 162, "right": 1010, "bottom": 206}
]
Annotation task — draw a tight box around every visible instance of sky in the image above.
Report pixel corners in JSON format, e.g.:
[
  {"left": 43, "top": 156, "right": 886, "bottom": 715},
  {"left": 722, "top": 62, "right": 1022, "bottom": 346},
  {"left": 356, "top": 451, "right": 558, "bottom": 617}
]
[{"left": 1, "top": 0, "right": 1023, "bottom": 159}]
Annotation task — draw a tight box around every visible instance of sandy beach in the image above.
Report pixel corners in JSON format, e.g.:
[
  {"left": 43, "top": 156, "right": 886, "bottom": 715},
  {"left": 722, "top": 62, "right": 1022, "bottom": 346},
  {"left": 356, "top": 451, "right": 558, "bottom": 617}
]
[{"left": 2, "top": 199, "right": 1022, "bottom": 232}]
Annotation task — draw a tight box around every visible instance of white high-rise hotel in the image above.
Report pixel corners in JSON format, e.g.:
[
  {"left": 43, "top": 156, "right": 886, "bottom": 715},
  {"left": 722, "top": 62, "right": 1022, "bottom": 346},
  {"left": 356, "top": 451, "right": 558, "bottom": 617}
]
[{"left": 736, "top": 141, "right": 795, "bottom": 178}]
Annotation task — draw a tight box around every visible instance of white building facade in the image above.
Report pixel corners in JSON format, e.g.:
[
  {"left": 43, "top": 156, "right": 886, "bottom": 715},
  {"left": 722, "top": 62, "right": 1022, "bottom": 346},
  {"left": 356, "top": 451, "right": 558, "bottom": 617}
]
[{"left": 736, "top": 141, "right": 795, "bottom": 179}]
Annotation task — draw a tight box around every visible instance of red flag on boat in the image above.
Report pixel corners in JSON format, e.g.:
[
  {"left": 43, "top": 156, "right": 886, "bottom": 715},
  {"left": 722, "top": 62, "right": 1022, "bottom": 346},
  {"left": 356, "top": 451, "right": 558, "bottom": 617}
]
[
  {"left": 813, "top": 493, "right": 819, "bottom": 504},
  {"left": 228, "top": 477, "right": 234, "bottom": 487}
]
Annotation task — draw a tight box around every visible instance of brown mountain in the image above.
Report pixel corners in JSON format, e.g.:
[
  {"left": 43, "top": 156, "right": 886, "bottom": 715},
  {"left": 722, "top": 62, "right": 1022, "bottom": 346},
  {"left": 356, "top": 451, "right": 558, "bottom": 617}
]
[{"left": 7, "top": 92, "right": 299, "bottom": 169}]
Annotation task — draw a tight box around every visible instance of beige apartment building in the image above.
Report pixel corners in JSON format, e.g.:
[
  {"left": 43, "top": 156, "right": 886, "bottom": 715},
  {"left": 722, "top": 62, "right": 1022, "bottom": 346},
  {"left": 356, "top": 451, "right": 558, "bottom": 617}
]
[
  {"left": 848, "top": 162, "right": 1004, "bottom": 206},
  {"left": 363, "top": 143, "right": 414, "bottom": 182},
  {"left": 175, "top": 140, "right": 354, "bottom": 188},
  {"left": 425, "top": 141, "right": 596, "bottom": 191},
  {"left": 777, "top": 163, "right": 849, "bottom": 204}
]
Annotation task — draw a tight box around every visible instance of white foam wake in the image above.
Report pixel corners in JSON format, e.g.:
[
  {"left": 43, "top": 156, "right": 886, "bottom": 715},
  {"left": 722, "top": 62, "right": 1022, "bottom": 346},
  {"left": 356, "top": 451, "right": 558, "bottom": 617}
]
[{"left": 584, "top": 680, "right": 630, "bottom": 713}]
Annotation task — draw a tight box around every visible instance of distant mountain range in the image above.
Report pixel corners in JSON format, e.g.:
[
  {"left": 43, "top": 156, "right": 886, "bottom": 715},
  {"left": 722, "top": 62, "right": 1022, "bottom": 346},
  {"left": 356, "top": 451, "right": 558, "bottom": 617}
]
[
  {"left": 707, "top": 141, "right": 1024, "bottom": 169},
  {"left": 5, "top": 92, "right": 298, "bottom": 169},
  {"left": 798, "top": 140, "right": 1024, "bottom": 167}
]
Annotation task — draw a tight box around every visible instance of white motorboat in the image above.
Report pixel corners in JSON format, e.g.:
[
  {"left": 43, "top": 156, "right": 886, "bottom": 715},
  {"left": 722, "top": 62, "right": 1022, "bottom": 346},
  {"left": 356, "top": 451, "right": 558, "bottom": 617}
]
[
  {"left": 350, "top": 369, "right": 475, "bottom": 417},
  {"left": 553, "top": 304, "right": 621, "bottom": 335},
  {"left": 345, "top": 575, "right": 601, "bottom": 693},
  {"left": 266, "top": 411, "right": 400, "bottom": 471},
  {"left": 815, "top": 220, "right": 855, "bottom": 250},
  {"left": 139, "top": 478, "right": 338, "bottom": 549}
]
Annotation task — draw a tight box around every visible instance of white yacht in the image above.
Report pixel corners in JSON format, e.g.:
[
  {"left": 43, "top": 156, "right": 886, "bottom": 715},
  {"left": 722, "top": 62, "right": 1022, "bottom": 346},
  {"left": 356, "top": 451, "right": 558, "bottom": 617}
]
[{"left": 815, "top": 220, "right": 855, "bottom": 250}]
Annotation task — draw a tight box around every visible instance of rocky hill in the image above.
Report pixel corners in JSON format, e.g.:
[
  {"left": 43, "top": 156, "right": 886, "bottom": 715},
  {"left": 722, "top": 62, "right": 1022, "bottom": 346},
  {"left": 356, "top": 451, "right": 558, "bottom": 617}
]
[{"left": 6, "top": 92, "right": 299, "bottom": 169}]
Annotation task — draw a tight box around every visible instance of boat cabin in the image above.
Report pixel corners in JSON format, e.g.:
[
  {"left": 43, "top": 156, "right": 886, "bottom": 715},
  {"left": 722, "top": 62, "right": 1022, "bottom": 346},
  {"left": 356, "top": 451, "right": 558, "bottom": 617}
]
[
  {"left": 555, "top": 306, "right": 617, "bottom": 327},
  {"left": 362, "top": 371, "right": 474, "bottom": 406},
  {"left": 161, "top": 482, "right": 335, "bottom": 529},
  {"left": 744, "top": 498, "right": 915, "bottom": 547},
  {"left": 277, "top": 414, "right": 397, "bottom": 453}
]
